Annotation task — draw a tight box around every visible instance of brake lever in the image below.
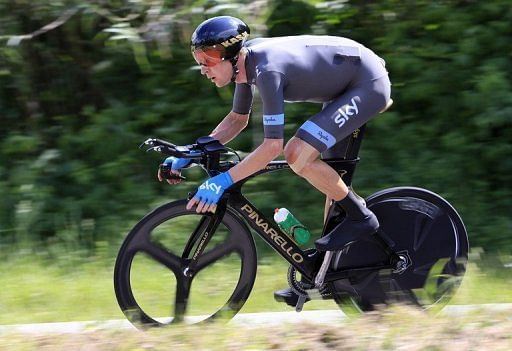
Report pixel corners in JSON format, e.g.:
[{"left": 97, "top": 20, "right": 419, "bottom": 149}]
[
  {"left": 140, "top": 138, "right": 178, "bottom": 149},
  {"left": 159, "top": 164, "right": 186, "bottom": 180},
  {"left": 140, "top": 138, "right": 165, "bottom": 151},
  {"left": 140, "top": 138, "right": 154, "bottom": 149},
  {"left": 144, "top": 145, "right": 189, "bottom": 158},
  {"left": 163, "top": 172, "right": 186, "bottom": 181},
  {"left": 145, "top": 146, "right": 161, "bottom": 153}
]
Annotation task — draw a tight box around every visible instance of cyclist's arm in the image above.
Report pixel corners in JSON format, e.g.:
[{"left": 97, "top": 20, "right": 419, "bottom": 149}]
[
  {"left": 209, "top": 111, "right": 249, "bottom": 145},
  {"left": 210, "top": 83, "right": 253, "bottom": 144},
  {"left": 229, "top": 71, "right": 285, "bottom": 182},
  {"left": 229, "top": 138, "right": 283, "bottom": 182}
]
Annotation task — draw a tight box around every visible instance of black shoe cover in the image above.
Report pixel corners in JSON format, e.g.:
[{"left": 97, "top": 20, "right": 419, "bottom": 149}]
[
  {"left": 315, "top": 213, "right": 379, "bottom": 251},
  {"left": 274, "top": 287, "right": 310, "bottom": 307}
]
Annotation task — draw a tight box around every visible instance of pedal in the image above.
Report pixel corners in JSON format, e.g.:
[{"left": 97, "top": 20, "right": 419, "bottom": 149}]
[
  {"left": 295, "top": 294, "right": 307, "bottom": 312},
  {"left": 315, "top": 251, "right": 334, "bottom": 288},
  {"left": 305, "top": 287, "right": 323, "bottom": 300}
]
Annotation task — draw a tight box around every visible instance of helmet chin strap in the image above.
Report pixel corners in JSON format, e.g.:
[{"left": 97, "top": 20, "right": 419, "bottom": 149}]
[{"left": 229, "top": 56, "right": 239, "bottom": 83}]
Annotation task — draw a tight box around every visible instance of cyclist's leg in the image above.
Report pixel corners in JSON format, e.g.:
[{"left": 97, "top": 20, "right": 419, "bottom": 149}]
[
  {"left": 320, "top": 95, "right": 393, "bottom": 224},
  {"left": 289, "top": 76, "right": 390, "bottom": 199},
  {"left": 324, "top": 197, "right": 332, "bottom": 223},
  {"left": 317, "top": 101, "right": 354, "bottom": 224},
  {"left": 275, "top": 76, "right": 390, "bottom": 303},
  {"left": 320, "top": 101, "right": 333, "bottom": 225},
  {"left": 288, "top": 76, "right": 391, "bottom": 250},
  {"left": 284, "top": 139, "right": 376, "bottom": 252}
]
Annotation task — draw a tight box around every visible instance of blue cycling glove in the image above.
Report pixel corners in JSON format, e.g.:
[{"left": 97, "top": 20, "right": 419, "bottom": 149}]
[
  {"left": 193, "top": 172, "right": 234, "bottom": 205},
  {"left": 163, "top": 156, "right": 191, "bottom": 171}
]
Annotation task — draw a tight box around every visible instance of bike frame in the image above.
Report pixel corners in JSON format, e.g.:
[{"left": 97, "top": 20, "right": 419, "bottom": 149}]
[
  {"left": 182, "top": 126, "right": 397, "bottom": 282},
  {"left": 228, "top": 160, "right": 357, "bottom": 279}
]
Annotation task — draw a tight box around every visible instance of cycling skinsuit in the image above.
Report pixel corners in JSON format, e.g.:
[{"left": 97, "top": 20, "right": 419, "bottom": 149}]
[{"left": 232, "top": 35, "right": 391, "bottom": 154}]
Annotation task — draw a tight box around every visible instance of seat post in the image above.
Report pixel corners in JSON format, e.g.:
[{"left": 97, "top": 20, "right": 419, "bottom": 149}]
[{"left": 344, "top": 124, "right": 366, "bottom": 160}]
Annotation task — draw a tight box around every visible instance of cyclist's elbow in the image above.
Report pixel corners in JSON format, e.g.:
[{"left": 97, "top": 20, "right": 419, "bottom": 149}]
[
  {"left": 263, "top": 138, "right": 284, "bottom": 157},
  {"left": 229, "top": 111, "right": 250, "bottom": 130}
]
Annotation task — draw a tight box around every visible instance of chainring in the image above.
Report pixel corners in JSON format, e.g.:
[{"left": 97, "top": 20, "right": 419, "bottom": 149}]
[{"left": 287, "top": 249, "right": 332, "bottom": 299}]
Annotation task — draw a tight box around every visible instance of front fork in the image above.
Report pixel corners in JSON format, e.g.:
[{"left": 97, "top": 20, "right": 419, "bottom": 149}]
[{"left": 181, "top": 195, "right": 228, "bottom": 277}]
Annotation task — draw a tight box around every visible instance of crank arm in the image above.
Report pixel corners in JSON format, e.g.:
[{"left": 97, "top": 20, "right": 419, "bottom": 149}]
[{"left": 315, "top": 251, "right": 334, "bottom": 288}]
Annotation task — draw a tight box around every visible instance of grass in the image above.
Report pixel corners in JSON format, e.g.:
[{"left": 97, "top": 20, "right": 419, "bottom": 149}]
[
  {"left": 0, "top": 252, "right": 336, "bottom": 325},
  {"left": 0, "top": 248, "right": 511, "bottom": 325},
  {"left": 1, "top": 305, "right": 512, "bottom": 350}
]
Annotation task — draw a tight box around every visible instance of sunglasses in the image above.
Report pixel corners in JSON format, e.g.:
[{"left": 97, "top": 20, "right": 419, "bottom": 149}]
[{"left": 192, "top": 46, "right": 226, "bottom": 67}]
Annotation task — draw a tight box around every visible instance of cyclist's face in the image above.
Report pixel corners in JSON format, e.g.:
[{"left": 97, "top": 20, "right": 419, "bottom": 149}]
[
  {"left": 198, "top": 61, "right": 232, "bottom": 87},
  {"left": 192, "top": 48, "right": 232, "bottom": 87}
]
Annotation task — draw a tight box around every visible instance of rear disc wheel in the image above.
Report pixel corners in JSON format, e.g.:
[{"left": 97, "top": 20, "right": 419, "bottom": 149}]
[{"left": 331, "top": 187, "right": 468, "bottom": 312}]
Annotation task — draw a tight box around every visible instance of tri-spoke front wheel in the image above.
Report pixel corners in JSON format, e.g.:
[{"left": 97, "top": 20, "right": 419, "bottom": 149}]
[{"left": 114, "top": 200, "right": 257, "bottom": 327}]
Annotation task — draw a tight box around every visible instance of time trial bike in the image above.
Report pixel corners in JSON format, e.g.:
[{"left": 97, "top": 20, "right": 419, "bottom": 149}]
[{"left": 114, "top": 125, "right": 468, "bottom": 327}]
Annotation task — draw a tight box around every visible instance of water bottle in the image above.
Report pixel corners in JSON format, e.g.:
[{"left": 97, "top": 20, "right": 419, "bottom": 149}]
[{"left": 273, "top": 208, "right": 311, "bottom": 245}]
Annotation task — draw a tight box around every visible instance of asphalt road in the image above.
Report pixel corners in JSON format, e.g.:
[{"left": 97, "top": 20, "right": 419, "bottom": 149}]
[{"left": 1, "top": 304, "right": 511, "bottom": 334}]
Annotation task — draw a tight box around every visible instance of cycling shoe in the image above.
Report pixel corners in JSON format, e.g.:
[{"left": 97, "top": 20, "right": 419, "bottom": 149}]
[
  {"left": 274, "top": 287, "right": 310, "bottom": 307},
  {"left": 315, "top": 213, "right": 379, "bottom": 251}
]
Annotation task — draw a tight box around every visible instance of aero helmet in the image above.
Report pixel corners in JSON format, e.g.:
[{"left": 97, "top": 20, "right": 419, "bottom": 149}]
[{"left": 191, "top": 16, "right": 250, "bottom": 68}]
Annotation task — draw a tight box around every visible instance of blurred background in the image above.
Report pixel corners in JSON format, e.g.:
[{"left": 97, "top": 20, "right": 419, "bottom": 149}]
[{"left": 0, "top": 0, "right": 511, "bottom": 325}]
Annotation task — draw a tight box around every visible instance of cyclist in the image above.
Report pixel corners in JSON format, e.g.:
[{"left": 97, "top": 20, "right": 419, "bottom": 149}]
[{"left": 158, "top": 15, "right": 391, "bottom": 303}]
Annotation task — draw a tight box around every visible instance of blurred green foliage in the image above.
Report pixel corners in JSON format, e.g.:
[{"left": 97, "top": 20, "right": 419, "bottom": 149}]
[{"left": 0, "top": 0, "right": 510, "bottom": 257}]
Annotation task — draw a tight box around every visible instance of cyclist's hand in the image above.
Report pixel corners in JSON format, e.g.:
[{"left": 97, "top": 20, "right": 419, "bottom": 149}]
[
  {"left": 186, "top": 172, "right": 234, "bottom": 213},
  {"left": 158, "top": 156, "right": 191, "bottom": 185}
]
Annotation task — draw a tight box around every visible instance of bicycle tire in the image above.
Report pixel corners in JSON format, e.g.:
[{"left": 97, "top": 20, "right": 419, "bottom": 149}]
[
  {"left": 331, "top": 187, "right": 468, "bottom": 312},
  {"left": 114, "top": 200, "right": 257, "bottom": 327}
]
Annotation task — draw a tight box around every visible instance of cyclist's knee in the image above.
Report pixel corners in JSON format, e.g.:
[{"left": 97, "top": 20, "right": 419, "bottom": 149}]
[{"left": 284, "top": 138, "right": 318, "bottom": 175}]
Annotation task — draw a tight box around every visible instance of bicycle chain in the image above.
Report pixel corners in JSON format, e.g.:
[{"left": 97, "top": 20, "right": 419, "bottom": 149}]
[{"left": 287, "top": 264, "right": 331, "bottom": 299}]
